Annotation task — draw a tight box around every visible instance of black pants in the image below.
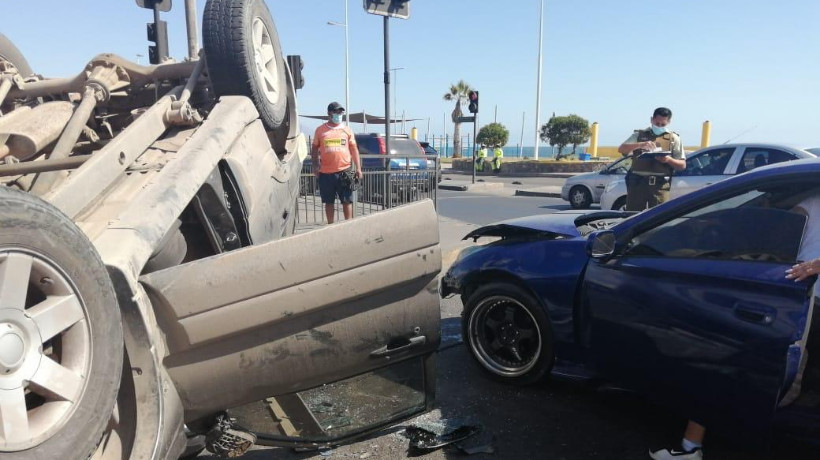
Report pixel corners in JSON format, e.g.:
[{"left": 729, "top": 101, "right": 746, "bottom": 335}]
[{"left": 625, "top": 173, "right": 671, "bottom": 211}]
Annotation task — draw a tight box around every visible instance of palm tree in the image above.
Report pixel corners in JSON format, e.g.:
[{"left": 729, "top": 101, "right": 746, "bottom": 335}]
[{"left": 443, "top": 80, "right": 473, "bottom": 158}]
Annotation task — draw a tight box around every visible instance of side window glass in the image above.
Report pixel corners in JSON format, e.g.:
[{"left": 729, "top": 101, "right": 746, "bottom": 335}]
[
  {"left": 679, "top": 148, "right": 735, "bottom": 176},
  {"left": 626, "top": 189, "right": 807, "bottom": 263},
  {"left": 611, "top": 157, "right": 632, "bottom": 174},
  {"left": 737, "top": 148, "right": 795, "bottom": 174}
]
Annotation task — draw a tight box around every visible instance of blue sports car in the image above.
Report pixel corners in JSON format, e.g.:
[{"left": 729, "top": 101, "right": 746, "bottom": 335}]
[{"left": 441, "top": 158, "right": 820, "bottom": 443}]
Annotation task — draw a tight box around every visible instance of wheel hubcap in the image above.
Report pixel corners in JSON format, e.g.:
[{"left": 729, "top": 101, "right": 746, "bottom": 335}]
[
  {"left": 251, "top": 17, "right": 280, "bottom": 104},
  {"left": 0, "top": 325, "right": 25, "bottom": 373},
  {"left": 572, "top": 190, "right": 585, "bottom": 205},
  {"left": 468, "top": 295, "right": 542, "bottom": 378},
  {"left": 0, "top": 250, "right": 91, "bottom": 452}
]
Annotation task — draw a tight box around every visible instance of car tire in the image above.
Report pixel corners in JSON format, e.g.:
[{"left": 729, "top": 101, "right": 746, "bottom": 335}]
[
  {"left": 612, "top": 196, "right": 627, "bottom": 211},
  {"left": 0, "top": 33, "right": 33, "bottom": 78},
  {"left": 203, "top": 0, "right": 289, "bottom": 148},
  {"left": 569, "top": 186, "right": 592, "bottom": 209},
  {"left": 462, "top": 282, "right": 554, "bottom": 386},
  {"left": 0, "top": 187, "right": 123, "bottom": 459}
]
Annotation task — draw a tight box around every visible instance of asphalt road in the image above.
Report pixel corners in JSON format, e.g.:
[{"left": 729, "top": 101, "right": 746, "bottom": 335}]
[
  {"left": 201, "top": 188, "right": 818, "bottom": 460},
  {"left": 439, "top": 171, "right": 568, "bottom": 192},
  {"left": 437, "top": 189, "right": 575, "bottom": 226}
]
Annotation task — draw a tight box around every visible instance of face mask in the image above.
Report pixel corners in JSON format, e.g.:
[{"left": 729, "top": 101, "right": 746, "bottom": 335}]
[
  {"left": 331, "top": 113, "right": 343, "bottom": 124},
  {"left": 651, "top": 124, "right": 667, "bottom": 136}
]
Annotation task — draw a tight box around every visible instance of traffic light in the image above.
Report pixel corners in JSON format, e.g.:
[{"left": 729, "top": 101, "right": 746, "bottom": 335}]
[
  {"left": 287, "top": 55, "right": 305, "bottom": 90},
  {"left": 146, "top": 19, "right": 169, "bottom": 64},
  {"left": 468, "top": 90, "right": 479, "bottom": 114}
]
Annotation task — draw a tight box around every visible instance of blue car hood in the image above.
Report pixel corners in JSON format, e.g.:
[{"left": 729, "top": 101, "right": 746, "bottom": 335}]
[
  {"left": 463, "top": 212, "right": 586, "bottom": 241},
  {"left": 462, "top": 210, "right": 635, "bottom": 241}
]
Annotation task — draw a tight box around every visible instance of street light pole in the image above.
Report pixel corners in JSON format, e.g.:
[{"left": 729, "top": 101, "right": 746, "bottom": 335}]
[
  {"left": 533, "top": 0, "right": 544, "bottom": 160},
  {"left": 328, "top": 0, "right": 350, "bottom": 124},
  {"left": 344, "top": 0, "right": 349, "bottom": 124}
]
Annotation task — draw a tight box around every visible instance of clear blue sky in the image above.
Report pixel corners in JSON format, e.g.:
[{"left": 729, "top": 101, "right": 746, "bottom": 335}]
[{"left": 4, "top": 0, "right": 819, "bottom": 147}]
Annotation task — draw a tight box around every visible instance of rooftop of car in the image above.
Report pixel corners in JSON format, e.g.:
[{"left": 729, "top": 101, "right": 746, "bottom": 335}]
[{"left": 694, "top": 142, "right": 817, "bottom": 154}]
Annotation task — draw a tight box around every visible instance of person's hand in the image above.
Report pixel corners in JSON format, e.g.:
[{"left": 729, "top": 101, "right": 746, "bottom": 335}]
[
  {"left": 355, "top": 169, "right": 363, "bottom": 180},
  {"left": 786, "top": 258, "right": 820, "bottom": 282},
  {"left": 655, "top": 154, "right": 670, "bottom": 164},
  {"left": 640, "top": 141, "right": 656, "bottom": 151},
  {"left": 314, "top": 168, "right": 320, "bottom": 177}
]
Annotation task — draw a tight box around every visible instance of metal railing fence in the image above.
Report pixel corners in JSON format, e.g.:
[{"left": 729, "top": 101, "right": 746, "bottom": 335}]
[{"left": 296, "top": 154, "right": 440, "bottom": 227}]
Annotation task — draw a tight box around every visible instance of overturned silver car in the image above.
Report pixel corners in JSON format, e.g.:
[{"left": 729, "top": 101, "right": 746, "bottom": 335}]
[{"left": 0, "top": 1, "right": 441, "bottom": 459}]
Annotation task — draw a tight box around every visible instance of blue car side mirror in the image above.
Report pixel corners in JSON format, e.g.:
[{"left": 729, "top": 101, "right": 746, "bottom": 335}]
[{"left": 588, "top": 230, "right": 617, "bottom": 259}]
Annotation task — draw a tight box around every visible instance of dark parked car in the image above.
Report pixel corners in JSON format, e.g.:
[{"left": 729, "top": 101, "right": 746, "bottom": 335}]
[
  {"left": 442, "top": 158, "right": 820, "bottom": 443},
  {"left": 420, "top": 141, "right": 442, "bottom": 183},
  {"left": 355, "top": 134, "right": 432, "bottom": 203},
  {"left": 358, "top": 133, "right": 427, "bottom": 170}
]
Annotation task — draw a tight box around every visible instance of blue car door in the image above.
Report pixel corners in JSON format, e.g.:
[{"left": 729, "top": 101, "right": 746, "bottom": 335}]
[{"left": 582, "top": 187, "right": 814, "bottom": 440}]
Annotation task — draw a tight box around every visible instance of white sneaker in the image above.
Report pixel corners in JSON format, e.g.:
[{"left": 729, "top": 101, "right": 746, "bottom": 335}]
[{"left": 649, "top": 447, "right": 703, "bottom": 459}]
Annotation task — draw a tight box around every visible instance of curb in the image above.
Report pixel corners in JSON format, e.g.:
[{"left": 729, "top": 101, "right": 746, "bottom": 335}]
[
  {"left": 438, "top": 184, "right": 468, "bottom": 191},
  {"left": 438, "top": 182, "right": 505, "bottom": 192},
  {"left": 514, "top": 189, "right": 562, "bottom": 198}
]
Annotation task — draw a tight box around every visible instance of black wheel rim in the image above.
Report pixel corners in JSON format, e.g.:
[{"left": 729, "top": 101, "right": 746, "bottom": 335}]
[{"left": 468, "top": 295, "right": 541, "bottom": 377}]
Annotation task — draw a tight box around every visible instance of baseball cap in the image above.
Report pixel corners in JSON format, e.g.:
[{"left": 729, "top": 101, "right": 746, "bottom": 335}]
[{"left": 327, "top": 101, "right": 345, "bottom": 113}]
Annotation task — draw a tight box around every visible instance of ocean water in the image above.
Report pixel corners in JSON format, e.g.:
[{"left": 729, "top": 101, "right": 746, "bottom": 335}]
[{"left": 431, "top": 144, "right": 587, "bottom": 159}]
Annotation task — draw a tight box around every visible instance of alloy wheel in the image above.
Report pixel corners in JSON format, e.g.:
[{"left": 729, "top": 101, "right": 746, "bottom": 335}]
[
  {"left": 0, "top": 250, "right": 91, "bottom": 451},
  {"left": 251, "top": 17, "right": 280, "bottom": 104},
  {"left": 468, "top": 295, "right": 541, "bottom": 378}
]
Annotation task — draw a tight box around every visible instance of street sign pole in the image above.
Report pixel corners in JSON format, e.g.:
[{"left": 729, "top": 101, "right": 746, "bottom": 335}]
[
  {"left": 472, "top": 114, "right": 478, "bottom": 184},
  {"left": 383, "top": 16, "right": 391, "bottom": 161},
  {"left": 382, "top": 16, "right": 391, "bottom": 209}
]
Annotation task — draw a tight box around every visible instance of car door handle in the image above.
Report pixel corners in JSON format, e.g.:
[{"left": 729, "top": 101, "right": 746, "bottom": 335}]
[
  {"left": 370, "top": 335, "right": 427, "bottom": 357},
  {"left": 733, "top": 304, "right": 776, "bottom": 325}
]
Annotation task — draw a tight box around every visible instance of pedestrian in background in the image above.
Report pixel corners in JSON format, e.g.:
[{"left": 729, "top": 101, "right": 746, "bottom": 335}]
[
  {"left": 311, "top": 102, "right": 362, "bottom": 224},
  {"left": 618, "top": 107, "right": 686, "bottom": 211}
]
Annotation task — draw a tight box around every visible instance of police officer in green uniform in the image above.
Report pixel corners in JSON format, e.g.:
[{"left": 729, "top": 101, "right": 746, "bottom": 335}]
[{"left": 618, "top": 107, "right": 686, "bottom": 211}]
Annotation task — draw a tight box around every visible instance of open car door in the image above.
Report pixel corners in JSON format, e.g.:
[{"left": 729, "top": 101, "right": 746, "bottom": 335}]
[
  {"left": 583, "top": 184, "right": 815, "bottom": 443},
  {"left": 140, "top": 200, "right": 441, "bottom": 447}
]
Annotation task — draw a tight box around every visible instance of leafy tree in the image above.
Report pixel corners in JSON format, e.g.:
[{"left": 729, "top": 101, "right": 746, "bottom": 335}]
[
  {"left": 565, "top": 114, "right": 591, "bottom": 155},
  {"left": 476, "top": 122, "right": 510, "bottom": 148},
  {"left": 540, "top": 114, "right": 591, "bottom": 159},
  {"left": 540, "top": 115, "right": 569, "bottom": 157},
  {"left": 443, "top": 80, "right": 473, "bottom": 158}
]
